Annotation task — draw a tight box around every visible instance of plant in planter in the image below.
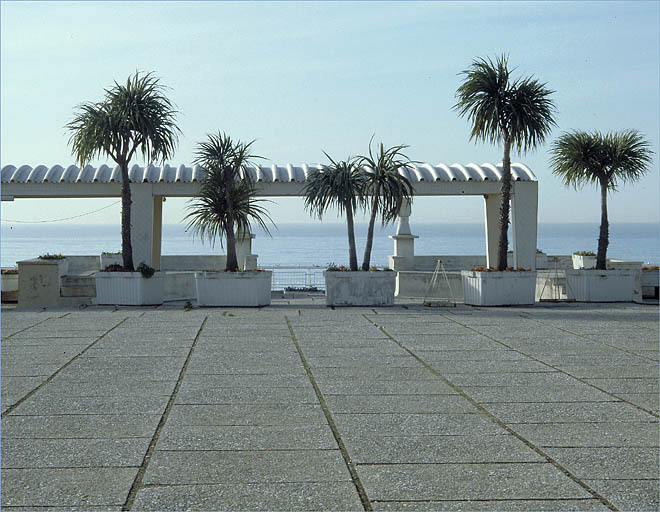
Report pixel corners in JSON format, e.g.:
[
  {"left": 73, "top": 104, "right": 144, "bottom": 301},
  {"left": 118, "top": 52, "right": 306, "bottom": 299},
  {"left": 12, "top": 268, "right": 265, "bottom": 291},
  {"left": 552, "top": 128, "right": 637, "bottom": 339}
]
[
  {"left": 185, "top": 132, "right": 275, "bottom": 307},
  {"left": 304, "top": 144, "right": 411, "bottom": 307},
  {"left": 454, "top": 54, "right": 555, "bottom": 305},
  {"left": 94, "top": 261, "right": 164, "bottom": 305},
  {"left": 38, "top": 253, "right": 68, "bottom": 279},
  {"left": 572, "top": 250, "right": 596, "bottom": 270},
  {"left": 67, "top": 71, "right": 180, "bottom": 271},
  {"left": 550, "top": 130, "right": 652, "bottom": 302},
  {"left": 100, "top": 251, "right": 122, "bottom": 269}
]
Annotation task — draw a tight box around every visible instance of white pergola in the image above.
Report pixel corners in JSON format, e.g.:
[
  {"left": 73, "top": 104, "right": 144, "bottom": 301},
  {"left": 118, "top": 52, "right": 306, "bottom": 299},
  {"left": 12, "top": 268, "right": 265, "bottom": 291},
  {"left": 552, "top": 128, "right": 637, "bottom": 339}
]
[{"left": 1, "top": 162, "right": 539, "bottom": 270}]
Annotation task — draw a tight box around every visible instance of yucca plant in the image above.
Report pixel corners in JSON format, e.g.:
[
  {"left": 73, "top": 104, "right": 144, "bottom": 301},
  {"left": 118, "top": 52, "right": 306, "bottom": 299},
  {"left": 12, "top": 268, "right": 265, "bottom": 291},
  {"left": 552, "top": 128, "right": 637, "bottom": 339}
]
[
  {"left": 454, "top": 54, "right": 556, "bottom": 270},
  {"left": 550, "top": 130, "right": 653, "bottom": 269},
  {"left": 358, "top": 139, "right": 414, "bottom": 271},
  {"left": 185, "top": 132, "right": 273, "bottom": 272},
  {"left": 67, "top": 71, "right": 179, "bottom": 271},
  {"left": 303, "top": 154, "right": 367, "bottom": 271}
]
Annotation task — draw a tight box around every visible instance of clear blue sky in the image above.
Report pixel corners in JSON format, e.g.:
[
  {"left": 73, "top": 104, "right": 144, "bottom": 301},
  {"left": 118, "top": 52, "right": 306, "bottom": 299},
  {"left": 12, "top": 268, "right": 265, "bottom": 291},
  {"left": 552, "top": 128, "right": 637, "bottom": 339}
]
[{"left": 1, "top": 1, "right": 658, "bottom": 225}]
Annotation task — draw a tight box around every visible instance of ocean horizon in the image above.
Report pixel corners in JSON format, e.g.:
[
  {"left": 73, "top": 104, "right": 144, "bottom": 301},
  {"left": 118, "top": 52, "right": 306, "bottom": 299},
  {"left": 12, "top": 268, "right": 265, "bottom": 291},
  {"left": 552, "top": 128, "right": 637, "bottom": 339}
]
[{"left": 1, "top": 222, "right": 658, "bottom": 268}]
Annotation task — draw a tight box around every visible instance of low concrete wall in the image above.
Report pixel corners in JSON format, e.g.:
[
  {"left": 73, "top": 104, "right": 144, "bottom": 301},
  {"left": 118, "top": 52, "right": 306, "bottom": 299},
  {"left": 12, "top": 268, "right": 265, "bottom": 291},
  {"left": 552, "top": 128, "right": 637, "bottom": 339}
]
[
  {"left": 163, "top": 272, "right": 197, "bottom": 301},
  {"left": 395, "top": 271, "right": 464, "bottom": 299},
  {"left": 17, "top": 258, "right": 64, "bottom": 307}
]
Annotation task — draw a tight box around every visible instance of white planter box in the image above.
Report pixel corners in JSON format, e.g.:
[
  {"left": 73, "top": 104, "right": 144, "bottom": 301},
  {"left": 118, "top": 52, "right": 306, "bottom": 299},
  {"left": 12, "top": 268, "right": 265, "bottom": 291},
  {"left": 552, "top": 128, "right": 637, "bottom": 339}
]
[
  {"left": 324, "top": 271, "right": 396, "bottom": 306},
  {"left": 572, "top": 254, "right": 596, "bottom": 269},
  {"left": 195, "top": 271, "right": 272, "bottom": 307},
  {"left": 641, "top": 269, "right": 659, "bottom": 288},
  {"left": 95, "top": 271, "right": 164, "bottom": 305},
  {"left": 565, "top": 269, "right": 636, "bottom": 302},
  {"left": 1, "top": 273, "right": 19, "bottom": 292},
  {"left": 100, "top": 253, "right": 122, "bottom": 270},
  {"left": 461, "top": 270, "right": 537, "bottom": 306}
]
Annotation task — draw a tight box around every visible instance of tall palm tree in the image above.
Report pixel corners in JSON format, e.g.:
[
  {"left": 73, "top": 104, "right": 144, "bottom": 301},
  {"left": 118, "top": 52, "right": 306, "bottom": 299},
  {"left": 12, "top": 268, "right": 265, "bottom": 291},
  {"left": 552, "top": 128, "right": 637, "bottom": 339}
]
[
  {"left": 303, "top": 154, "right": 367, "bottom": 271},
  {"left": 550, "top": 130, "right": 653, "bottom": 270},
  {"left": 454, "top": 55, "right": 556, "bottom": 270},
  {"left": 67, "top": 71, "right": 179, "bottom": 271},
  {"left": 358, "top": 139, "right": 414, "bottom": 271},
  {"left": 185, "top": 132, "right": 273, "bottom": 272}
]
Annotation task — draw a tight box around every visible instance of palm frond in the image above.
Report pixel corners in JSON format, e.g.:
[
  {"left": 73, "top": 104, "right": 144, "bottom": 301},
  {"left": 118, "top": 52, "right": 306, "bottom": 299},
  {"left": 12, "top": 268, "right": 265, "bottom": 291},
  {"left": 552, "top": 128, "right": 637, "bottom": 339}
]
[{"left": 454, "top": 54, "right": 556, "bottom": 152}]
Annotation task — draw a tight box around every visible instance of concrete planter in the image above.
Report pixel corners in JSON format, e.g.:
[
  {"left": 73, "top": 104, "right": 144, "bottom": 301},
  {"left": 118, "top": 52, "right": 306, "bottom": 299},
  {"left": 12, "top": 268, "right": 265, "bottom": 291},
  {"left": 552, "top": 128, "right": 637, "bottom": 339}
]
[
  {"left": 641, "top": 268, "right": 659, "bottom": 298},
  {"left": 461, "top": 270, "right": 537, "bottom": 306},
  {"left": 95, "top": 271, "right": 164, "bottom": 305},
  {"left": 1, "top": 273, "right": 19, "bottom": 292},
  {"left": 572, "top": 254, "right": 596, "bottom": 269},
  {"left": 195, "top": 271, "right": 272, "bottom": 307},
  {"left": 99, "top": 253, "right": 122, "bottom": 270},
  {"left": 324, "top": 271, "right": 396, "bottom": 306},
  {"left": 565, "top": 269, "right": 636, "bottom": 302}
]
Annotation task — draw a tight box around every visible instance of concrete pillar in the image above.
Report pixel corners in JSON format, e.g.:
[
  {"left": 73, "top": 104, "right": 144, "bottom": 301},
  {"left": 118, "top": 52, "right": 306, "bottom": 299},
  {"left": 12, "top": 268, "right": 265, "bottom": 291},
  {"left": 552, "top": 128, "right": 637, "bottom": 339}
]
[
  {"left": 511, "top": 182, "right": 539, "bottom": 269},
  {"left": 129, "top": 184, "right": 155, "bottom": 268},
  {"left": 151, "top": 196, "right": 163, "bottom": 271},
  {"left": 389, "top": 199, "right": 418, "bottom": 270},
  {"left": 483, "top": 194, "right": 501, "bottom": 268},
  {"left": 236, "top": 226, "right": 257, "bottom": 270}
]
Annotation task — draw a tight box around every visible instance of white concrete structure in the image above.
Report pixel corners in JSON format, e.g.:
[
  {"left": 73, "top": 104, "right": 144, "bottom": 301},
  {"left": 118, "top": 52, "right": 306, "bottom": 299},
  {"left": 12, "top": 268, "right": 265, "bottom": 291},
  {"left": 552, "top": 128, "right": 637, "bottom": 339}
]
[{"left": 1, "top": 162, "right": 539, "bottom": 269}]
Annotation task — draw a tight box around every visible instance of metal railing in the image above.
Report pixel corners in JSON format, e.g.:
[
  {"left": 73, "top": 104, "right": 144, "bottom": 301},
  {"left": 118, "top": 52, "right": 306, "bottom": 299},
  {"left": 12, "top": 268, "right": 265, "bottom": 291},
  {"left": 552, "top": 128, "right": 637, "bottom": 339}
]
[{"left": 265, "top": 266, "right": 326, "bottom": 291}]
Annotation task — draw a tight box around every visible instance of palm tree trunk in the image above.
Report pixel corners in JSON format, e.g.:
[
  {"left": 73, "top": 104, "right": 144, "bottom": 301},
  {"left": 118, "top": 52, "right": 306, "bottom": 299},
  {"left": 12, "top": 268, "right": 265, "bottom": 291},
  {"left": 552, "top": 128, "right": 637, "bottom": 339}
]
[
  {"left": 224, "top": 173, "right": 239, "bottom": 271},
  {"left": 362, "top": 183, "right": 381, "bottom": 271},
  {"left": 496, "top": 139, "right": 512, "bottom": 271},
  {"left": 120, "top": 162, "right": 134, "bottom": 271},
  {"left": 346, "top": 201, "right": 358, "bottom": 271},
  {"left": 596, "top": 179, "right": 609, "bottom": 270}
]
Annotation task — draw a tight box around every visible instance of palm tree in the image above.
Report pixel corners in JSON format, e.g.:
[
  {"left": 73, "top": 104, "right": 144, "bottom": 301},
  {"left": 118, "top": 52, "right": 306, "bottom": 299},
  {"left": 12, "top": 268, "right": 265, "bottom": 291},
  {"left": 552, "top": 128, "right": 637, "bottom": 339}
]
[
  {"left": 358, "top": 139, "right": 414, "bottom": 271},
  {"left": 454, "top": 54, "right": 556, "bottom": 270},
  {"left": 550, "top": 130, "right": 653, "bottom": 270},
  {"left": 67, "top": 71, "right": 179, "bottom": 271},
  {"left": 185, "top": 132, "right": 273, "bottom": 272},
  {"left": 303, "top": 154, "right": 367, "bottom": 271}
]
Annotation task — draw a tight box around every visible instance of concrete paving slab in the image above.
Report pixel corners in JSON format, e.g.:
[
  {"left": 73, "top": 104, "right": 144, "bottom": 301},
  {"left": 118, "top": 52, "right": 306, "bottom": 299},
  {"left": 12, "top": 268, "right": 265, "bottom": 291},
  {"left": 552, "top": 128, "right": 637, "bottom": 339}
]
[
  {"left": 131, "top": 482, "right": 363, "bottom": 511},
  {"left": 583, "top": 377, "right": 659, "bottom": 393},
  {"left": 175, "top": 386, "right": 318, "bottom": 405},
  {"left": 559, "top": 365, "right": 658, "bottom": 378},
  {"left": 358, "top": 462, "right": 592, "bottom": 501},
  {"left": 1, "top": 438, "right": 151, "bottom": 468},
  {"left": 166, "top": 403, "right": 327, "bottom": 426},
  {"left": 446, "top": 371, "right": 578, "bottom": 387},
  {"left": 0, "top": 364, "right": 65, "bottom": 377},
  {"left": 542, "top": 447, "right": 659, "bottom": 480},
  {"left": 9, "top": 394, "right": 169, "bottom": 416},
  {"left": 482, "top": 401, "right": 656, "bottom": 423},
  {"left": 333, "top": 413, "right": 505, "bottom": 436},
  {"left": 512, "top": 422, "right": 659, "bottom": 447},
  {"left": 305, "top": 355, "right": 424, "bottom": 368},
  {"left": 0, "top": 414, "right": 161, "bottom": 439},
  {"left": 142, "top": 450, "right": 350, "bottom": 485},
  {"left": 345, "top": 434, "right": 543, "bottom": 464},
  {"left": 1, "top": 467, "right": 137, "bottom": 507},
  {"left": 312, "top": 367, "right": 438, "bottom": 382},
  {"left": 158, "top": 424, "right": 337, "bottom": 450},
  {"left": 39, "top": 379, "right": 178, "bottom": 397},
  {"left": 177, "top": 373, "right": 311, "bottom": 389},
  {"left": 467, "top": 384, "right": 616, "bottom": 403},
  {"left": 325, "top": 394, "right": 475, "bottom": 414},
  {"left": 426, "top": 360, "right": 554, "bottom": 373},
  {"left": 370, "top": 498, "right": 609, "bottom": 511},
  {"left": 319, "top": 379, "right": 455, "bottom": 395},
  {"left": 585, "top": 478, "right": 659, "bottom": 511},
  {"left": 186, "top": 363, "right": 307, "bottom": 375}
]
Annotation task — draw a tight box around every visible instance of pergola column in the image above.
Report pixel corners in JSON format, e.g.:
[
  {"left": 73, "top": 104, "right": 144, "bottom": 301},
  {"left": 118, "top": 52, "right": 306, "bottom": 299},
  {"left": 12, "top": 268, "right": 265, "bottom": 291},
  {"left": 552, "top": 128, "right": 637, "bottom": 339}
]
[
  {"left": 483, "top": 193, "right": 501, "bottom": 268},
  {"left": 236, "top": 226, "right": 257, "bottom": 270},
  {"left": 389, "top": 199, "right": 418, "bottom": 270},
  {"left": 511, "top": 181, "right": 539, "bottom": 269},
  {"left": 129, "top": 184, "right": 156, "bottom": 268},
  {"left": 151, "top": 196, "right": 164, "bottom": 271}
]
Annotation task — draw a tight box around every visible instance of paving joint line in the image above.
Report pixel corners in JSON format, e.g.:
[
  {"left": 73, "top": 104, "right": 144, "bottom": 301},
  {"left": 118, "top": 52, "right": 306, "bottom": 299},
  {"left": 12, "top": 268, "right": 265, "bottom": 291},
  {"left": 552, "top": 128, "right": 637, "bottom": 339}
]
[
  {"left": 285, "top": 316, "right": 373, "bottom": 512},
  {"left": 121, "top": 315, "right": 208, "bottom": 511},
  {"left": 1, "top": 314, "right": 62, "bottom": 340},
  {"left": 434, "top": 313, "right": 658, "bottom": 418},
  {"left": 1, "top": 316, "right": 130, "bottom": 419},
  {"left": 363, "top": 313, "right": 620, "bottom": 512}
]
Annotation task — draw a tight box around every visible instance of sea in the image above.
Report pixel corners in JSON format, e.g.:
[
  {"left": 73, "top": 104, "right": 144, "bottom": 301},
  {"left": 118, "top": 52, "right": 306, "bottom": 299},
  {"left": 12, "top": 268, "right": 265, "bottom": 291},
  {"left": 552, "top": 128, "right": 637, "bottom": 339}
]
[{"left": 1, "top": 222, "right": 658, "bottom": 268}]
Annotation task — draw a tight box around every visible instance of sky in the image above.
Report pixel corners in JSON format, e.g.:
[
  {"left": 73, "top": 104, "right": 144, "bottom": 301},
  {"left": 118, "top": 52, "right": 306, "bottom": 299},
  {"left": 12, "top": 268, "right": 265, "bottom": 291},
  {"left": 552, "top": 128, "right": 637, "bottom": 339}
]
[{"left": 1, "top": 0, "right": 659, "bottom": 227}]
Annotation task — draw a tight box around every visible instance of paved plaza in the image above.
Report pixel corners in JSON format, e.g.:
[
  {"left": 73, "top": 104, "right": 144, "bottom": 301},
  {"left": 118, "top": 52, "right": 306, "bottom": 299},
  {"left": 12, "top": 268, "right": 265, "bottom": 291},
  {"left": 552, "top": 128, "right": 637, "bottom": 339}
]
[{"left": 1, "top": 299, "right": 658, "bottom": 511}]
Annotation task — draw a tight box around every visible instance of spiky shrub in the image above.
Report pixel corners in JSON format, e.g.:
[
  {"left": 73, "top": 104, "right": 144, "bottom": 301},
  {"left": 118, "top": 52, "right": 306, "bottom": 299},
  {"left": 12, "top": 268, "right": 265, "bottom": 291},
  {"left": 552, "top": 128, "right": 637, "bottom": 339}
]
[
  {"left": 550, "top": 130, "right": 653, "bottom": 269},
  {"left": 185, "top": 133, "right": 273, "bottom": 272},
  {"left": 454, "top": 55, "right": 556, "bottom": 270},
  {"left": 358, "top": 139, "right": 414, "bottom": 271},
  {"left": 303, "top": 154, "right": 367, "bottom": 271},
  {"left": 67, "top": 71, "right": 179, "bottom": 271}
]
